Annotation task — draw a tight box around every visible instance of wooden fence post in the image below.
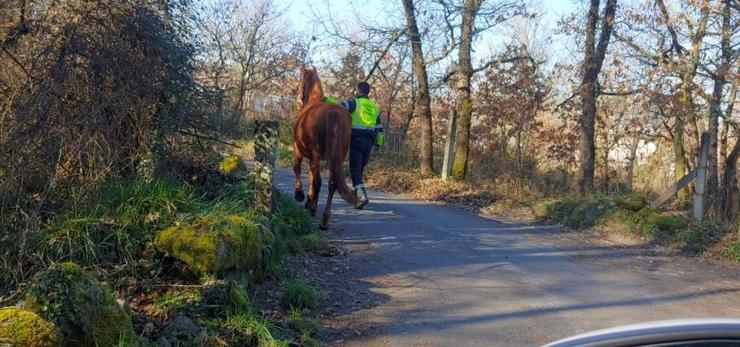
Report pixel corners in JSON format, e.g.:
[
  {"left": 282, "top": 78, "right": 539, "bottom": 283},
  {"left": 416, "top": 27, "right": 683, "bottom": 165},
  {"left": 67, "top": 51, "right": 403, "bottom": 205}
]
[
  {"left": 693, "top": 132, "right": 710, "bottom": 221},
  {"left": 254, "top": 120, "right": 279, "bottom": 213},
  {"left": 442, "top": 110, "right": 457, "bottom": 181}
]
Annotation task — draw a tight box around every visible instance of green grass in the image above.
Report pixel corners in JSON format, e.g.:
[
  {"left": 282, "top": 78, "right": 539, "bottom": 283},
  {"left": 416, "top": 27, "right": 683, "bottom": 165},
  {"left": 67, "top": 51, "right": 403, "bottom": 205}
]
[
  {"left": 226, "top": 313, "right": 290, "bottom": 347},
  {"left": 32, "top": 178, "right": 203, "bottom": 266},
  {"left": 301, "top": 234, "right": 328, "bottom": 253},
  {"left": 281, "top": 279, "right": 321, "bottom": 309},
  {"left": 153, "top": 289, "right": 202, "bottom": 317},
  {"left": 288, "top": 306, "right": 320, "bottom": 347}
]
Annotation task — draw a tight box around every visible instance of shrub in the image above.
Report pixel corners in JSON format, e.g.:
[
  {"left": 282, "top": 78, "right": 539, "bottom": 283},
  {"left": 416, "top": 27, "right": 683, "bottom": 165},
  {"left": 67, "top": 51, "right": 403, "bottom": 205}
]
[
  {"left": 154, "top": 214, "right": 263, "bottom": 274},
  {"left": 676, "top": 220, "right": 726, "bottom": 255},
  {"left": 25, "top": 262, "right": 134, "bottom": 346},
  {"left": 0, "top": 307, "right": 60, "bottom": 347},
  {"left": 281, "top": 279, "right": 320, "bottom": 309}
]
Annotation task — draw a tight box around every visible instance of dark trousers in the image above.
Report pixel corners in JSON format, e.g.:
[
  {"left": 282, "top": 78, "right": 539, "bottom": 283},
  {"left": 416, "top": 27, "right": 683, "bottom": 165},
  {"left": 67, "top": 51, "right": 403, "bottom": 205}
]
[{"left": 349, "top": 131, "right": 375, "bottom": 187}]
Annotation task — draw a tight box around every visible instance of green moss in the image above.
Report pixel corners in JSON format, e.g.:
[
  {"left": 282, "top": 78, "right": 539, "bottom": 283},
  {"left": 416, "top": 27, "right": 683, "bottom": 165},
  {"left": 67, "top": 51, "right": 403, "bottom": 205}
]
[
  {"left": 25, "top": 262, "right": 134, "bottom": 347},
  {"left": 643, "top": 213, "right": 687, "bottom": 231},
  {"left": 615, "top": 193, "right": 647, "bottom": 211},
  {"left": 546, "top": 195, "right": 616, "bottom": 229},
  {"left": 0, "top": 307, "right": 60, "bottom": 347},
  {"left": 154, "top": 214, "right": 263, "bottom": 274},
  {"left": 219, "top": 155, "right": 247, "bottom": 175}
]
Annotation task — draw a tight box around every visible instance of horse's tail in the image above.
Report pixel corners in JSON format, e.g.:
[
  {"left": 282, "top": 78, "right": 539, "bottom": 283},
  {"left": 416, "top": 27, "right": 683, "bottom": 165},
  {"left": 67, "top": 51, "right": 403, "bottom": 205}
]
[{"left": 327, "top": 113, "right": 358, "bottom": 205}]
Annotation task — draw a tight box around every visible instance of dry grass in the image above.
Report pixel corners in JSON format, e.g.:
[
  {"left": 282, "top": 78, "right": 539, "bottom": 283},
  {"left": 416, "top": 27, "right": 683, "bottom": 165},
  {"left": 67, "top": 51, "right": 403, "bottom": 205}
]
[{"left": 364, "top": 160, "right": 550, "bottom": 222}]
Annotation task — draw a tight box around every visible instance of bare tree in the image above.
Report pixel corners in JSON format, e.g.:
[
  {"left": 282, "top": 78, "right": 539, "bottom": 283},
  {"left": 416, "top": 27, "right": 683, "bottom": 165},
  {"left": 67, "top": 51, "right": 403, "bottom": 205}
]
[
  {"left": 402, "top": 0, "right": 435, "bottom": 175},
  {"left": 577, "top": 0, "right": 617, "bottom": 194}
]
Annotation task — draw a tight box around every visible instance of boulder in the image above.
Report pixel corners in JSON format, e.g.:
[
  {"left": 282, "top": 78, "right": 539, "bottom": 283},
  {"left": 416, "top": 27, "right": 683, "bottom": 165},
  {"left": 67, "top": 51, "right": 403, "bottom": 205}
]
[
  {"left": 25, "top": 262, "right": 134, "bottom": 347},
  {"left": 154, "top": 214, "right": 263, "bottom": 274},
  {"left": 0, "top": 307, "right": 60, "bottom": 347},
  {"left": 615, "top": 193, "right": 648, "bottom": 211}
]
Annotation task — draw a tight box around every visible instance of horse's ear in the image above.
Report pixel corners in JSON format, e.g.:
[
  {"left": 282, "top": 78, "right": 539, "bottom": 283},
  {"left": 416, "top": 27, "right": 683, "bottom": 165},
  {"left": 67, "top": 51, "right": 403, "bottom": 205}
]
[{"left": 300, "top": 64, "right": 307, "bottom": 74}]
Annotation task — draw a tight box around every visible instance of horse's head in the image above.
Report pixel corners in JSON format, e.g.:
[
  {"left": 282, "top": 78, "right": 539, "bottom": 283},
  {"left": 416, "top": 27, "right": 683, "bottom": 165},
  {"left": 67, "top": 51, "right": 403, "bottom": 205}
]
[{"left": 296, "top": 66, "right": 323, "bottom": 112}]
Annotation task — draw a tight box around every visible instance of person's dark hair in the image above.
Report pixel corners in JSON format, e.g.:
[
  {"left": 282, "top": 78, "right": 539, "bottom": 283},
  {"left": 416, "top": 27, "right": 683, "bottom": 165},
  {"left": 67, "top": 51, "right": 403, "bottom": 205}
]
[{"left": 357, "top": 81, "right": 370, "bottom": 96}]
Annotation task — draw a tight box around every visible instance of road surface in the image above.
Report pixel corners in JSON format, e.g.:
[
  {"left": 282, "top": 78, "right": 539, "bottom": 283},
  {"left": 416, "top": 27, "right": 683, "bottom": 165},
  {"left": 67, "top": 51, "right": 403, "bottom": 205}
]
[{"left": 273, "top": 167, "right": 740, "bottom": 347}]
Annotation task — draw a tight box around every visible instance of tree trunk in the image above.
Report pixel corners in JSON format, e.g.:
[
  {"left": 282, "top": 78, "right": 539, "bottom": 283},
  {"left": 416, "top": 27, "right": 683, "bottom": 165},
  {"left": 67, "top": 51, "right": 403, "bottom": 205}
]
[
  {"left": 722, "top": 138, "right": 739, "bottom": 217},
  {"left": 673, "top": 117, "right": 690, "bottom": 202},
  {"left": 626, "top": 135, "right": 640, "bottom": 192},
  {"left": 721, "top": 83, "right": 737, "bottom": 177},
  {"left": 450, "top": 0, "right": 479, "bottom": 181},
  {"left": 577, "top": 0, "right": 617, "bottom": 194},
  {"left": 670, "top": 1, "right": 709, "bottom": 203},
  {"left": 707, "top": 0, "right": 733, "bottom": 209},
  {"left": 401, "top": 0, "right": 434, "bottom": 175}
]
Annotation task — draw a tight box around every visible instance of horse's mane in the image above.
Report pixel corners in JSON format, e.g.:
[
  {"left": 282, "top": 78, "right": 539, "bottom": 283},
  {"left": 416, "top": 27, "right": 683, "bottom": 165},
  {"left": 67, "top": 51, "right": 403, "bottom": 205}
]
[{"left": 300, "top": 68, "right": 325, "bottom": 107}]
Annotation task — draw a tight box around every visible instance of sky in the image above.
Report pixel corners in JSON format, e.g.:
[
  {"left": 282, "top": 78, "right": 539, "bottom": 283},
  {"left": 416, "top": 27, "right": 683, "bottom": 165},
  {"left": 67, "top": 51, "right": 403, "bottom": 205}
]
[{"left": 278, "top": 0, "right": 581, "bottom": 68}]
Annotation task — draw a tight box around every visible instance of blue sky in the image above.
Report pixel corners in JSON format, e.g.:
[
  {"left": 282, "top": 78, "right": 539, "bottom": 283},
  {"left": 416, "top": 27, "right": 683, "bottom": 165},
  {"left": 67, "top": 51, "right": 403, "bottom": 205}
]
[{"left": 279, "top": 0, "right": 581, "bottom": 66}]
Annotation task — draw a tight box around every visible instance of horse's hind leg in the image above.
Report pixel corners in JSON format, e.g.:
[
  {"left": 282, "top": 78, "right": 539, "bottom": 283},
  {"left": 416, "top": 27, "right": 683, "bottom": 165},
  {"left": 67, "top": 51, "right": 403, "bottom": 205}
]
[
  {"left": 319, "top": 178, "right": 336, "bottom": 230},
  {"left": 293, "top": 149, "right": 305, "bottom": 202},
  {"left": 306, "top": 159, "right": 321, "bottom": 217}
]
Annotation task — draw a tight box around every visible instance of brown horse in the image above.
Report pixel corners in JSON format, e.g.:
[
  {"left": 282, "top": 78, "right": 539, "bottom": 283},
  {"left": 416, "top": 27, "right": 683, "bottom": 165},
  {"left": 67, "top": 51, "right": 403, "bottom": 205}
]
[{"left": 293, "top": 66, "right": 357, "bottom": 229}]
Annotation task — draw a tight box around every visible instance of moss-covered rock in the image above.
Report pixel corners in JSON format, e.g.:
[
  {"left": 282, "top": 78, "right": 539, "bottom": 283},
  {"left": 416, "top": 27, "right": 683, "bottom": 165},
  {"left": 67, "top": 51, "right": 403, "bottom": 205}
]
[
  {"left": 25, "top": 262, "right": 134, "bottom": 347},
  {"left": 0, "top": 307, "right": 60, "bottom": 347},
  {"left": 644, "top": 212, "right": 687, "bottom": 231},
  {"left": 615, "top": 193, "right": 648, "bottom": 212},
  {"left": 154, "top": 214, "right": 263, "bottom": 274},
  {"left": 219, "top": 155, "right": 247, "bottom": 175}
]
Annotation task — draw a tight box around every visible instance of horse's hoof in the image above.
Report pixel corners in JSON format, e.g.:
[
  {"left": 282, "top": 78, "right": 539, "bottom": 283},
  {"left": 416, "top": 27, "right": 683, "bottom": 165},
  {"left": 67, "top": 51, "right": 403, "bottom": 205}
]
[
  {"left": 294, "top": 189, "right": 305, "bottom": 202},
  {"left": 318, "top": 222, "right": 329, "bottom": 230}
]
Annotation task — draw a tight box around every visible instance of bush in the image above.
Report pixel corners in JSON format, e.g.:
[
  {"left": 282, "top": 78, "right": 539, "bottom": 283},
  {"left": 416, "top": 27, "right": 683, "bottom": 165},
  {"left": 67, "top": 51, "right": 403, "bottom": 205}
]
[
  {"left": 676, "top": 220, "right": 726, "bottom": 255},
  {"left": 281, "top": 279, "right": 320, "bottom": 309},
  {"left": 25, "top": 262, "right": 134, "bottom": 346},
  {"left": 0, "top": 307, "right": 60, "bottom": 347},
  {"left": 154, "top": 214, "right": 264, "bottom": 275}
]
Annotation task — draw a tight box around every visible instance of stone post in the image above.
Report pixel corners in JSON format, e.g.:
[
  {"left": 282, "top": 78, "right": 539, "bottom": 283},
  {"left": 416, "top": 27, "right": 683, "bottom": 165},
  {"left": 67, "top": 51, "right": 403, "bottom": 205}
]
[{"left": 254, "top": 120, "right": 279, "bottom": 213}]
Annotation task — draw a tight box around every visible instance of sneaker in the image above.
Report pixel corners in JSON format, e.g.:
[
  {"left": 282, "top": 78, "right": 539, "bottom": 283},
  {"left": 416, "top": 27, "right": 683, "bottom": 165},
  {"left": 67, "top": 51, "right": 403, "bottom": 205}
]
[{"left": 354, "top": 187, "right": 369, "bottom": 210}]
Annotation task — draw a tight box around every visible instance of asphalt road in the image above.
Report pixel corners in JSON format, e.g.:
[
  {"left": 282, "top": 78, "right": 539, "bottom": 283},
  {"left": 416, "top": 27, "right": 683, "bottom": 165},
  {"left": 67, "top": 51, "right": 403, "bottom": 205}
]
[{"left": 273, "top": 167, "right": 740, "bottom": 347}]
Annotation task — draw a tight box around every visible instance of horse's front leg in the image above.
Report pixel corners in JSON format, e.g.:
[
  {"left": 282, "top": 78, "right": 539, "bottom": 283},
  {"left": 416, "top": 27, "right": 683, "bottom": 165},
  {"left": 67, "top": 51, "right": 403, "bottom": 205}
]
[
  {"left": 306, "top": 159, "right": 321, "bottom": 217},
  {"left": 319, "top": 178, "right": 336, "bottom": 230},
  {"left": 293, "top": 148, "right": 305, "bottom": 202}
]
